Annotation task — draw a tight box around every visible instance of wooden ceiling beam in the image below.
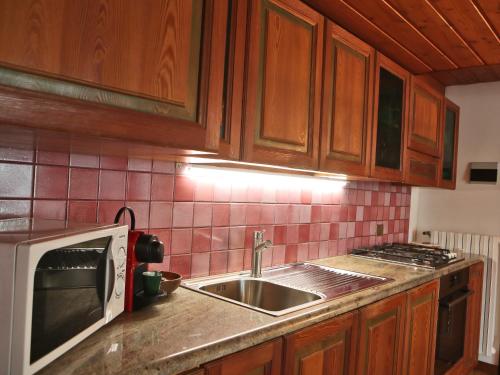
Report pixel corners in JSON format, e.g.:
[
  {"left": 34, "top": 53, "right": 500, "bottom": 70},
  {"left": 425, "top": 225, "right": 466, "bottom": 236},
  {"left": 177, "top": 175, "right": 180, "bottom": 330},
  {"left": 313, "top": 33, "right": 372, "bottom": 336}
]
[
  {"left": 342, "top": 0, "right": 457, "bottom": 70},
  {"left": 427, "top": 63, "right": 500, "bottom": 85},
  {"left": 303, "top": 0, "right": 432, "bottom": 73},
  {"left": 469, "top": 0, "right": 500, "bottom": 43},
  {"left": 421, "top": 0, "right": 486, "bottom": 65},
  {"left": 430, "top": 0, "right": 500, "bottom": 65},
  {"left": 473, "top": 0, "right": 500, "bottom": 39}
]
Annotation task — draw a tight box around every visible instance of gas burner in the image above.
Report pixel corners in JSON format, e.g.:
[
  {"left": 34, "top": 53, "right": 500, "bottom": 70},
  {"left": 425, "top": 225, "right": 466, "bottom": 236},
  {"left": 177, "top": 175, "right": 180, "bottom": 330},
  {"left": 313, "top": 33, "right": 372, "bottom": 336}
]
[{"left": 351, "top": 243, "right": 464, "bottom": 269}]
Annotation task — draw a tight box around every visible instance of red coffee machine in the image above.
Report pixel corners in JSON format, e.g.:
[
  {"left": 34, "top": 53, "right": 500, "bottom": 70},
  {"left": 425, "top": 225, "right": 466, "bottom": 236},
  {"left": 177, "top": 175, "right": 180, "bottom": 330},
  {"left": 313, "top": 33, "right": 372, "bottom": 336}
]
[{"left": 114, "top": 207, "right": 164, "bottom": 312}]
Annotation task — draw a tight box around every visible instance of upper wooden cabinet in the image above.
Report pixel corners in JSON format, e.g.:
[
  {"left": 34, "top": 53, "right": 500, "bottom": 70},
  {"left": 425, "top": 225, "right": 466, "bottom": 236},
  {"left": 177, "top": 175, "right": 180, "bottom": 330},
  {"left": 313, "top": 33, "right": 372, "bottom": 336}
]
[
  {"left": 243, "top": 0, "right": 324, "bottom": 169},
  {"left": 408, "top": 76, "right": 444, "bottom": 158},
  {"left": 370, "top": 53, "right": 410, "bottom": 182},
  {"left": 204, "top": 338, "right": 283, "bottom": 375},
  {"left": 439, "top": 99, "right": 460, "bottom": 189},
  {"left": 356, "top": 293, "right": 406, "bottom": 375},
  {"left": 320, "top": 21, "right": 374, "bottom": 176},
  {"left": 0, "top": 0, "right": 230, "bottom": 152},
  {"left": 218, "top": 0, "right": 248, "bottom": 160},
  {"left": 402, "top": 280, "right": 439, "bottom": 375},
  {"left": 403, "top": 149, "right": 439, "bottom": 187},
  {"left": 283, "top": 311, "right": 358, "bottom": 375}
]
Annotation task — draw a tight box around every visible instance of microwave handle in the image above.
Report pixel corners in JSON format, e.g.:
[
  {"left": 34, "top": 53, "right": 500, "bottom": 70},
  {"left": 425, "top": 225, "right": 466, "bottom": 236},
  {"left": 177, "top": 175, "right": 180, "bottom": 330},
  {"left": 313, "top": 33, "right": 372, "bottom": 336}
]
[{"left": 106, "top": 256, "right": 116, "bottom": 303}]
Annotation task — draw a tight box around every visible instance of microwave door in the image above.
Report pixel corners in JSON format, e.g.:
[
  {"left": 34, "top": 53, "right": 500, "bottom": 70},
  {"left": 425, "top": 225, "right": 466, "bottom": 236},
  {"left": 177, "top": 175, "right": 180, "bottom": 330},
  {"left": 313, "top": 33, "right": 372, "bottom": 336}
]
[{"left": 30, "top": 236, "right": 112, "bottom": 365}]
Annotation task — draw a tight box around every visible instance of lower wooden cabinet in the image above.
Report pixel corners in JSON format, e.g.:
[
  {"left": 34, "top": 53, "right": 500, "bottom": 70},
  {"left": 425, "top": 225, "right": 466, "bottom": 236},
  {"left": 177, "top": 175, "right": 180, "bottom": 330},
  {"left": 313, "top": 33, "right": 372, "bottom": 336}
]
[
  {"left": 402, "top": 280, "right": 439, "bottom": 375},
  {"left": 463, "top": 262, "right": 484, "bottom": 373},
  {"left": 283, "top": 311, "right": 358, "bottom": 375},
  {"left": 356, "top": 293, "right": 407, "bottom": 375},
  {"left": 204, "top": 338, "right": 282, "bottom": 375},
  {"left": 182, "top": 264, "right": 484, "bottom": 375}
]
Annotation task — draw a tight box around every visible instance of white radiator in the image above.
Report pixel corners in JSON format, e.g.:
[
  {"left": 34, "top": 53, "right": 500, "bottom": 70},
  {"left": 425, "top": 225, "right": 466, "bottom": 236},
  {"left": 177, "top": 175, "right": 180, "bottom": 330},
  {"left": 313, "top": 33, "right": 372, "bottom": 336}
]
[{"left": 429, "top": 230, "right": 500, "bottom": 365}]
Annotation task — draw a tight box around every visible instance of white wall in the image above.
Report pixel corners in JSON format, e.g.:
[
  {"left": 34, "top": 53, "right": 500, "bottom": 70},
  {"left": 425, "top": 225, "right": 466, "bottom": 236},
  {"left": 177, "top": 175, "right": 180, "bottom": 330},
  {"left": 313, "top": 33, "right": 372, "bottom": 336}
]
[{"left": 410, "top": 81, "right": 500, "bottom": 240}]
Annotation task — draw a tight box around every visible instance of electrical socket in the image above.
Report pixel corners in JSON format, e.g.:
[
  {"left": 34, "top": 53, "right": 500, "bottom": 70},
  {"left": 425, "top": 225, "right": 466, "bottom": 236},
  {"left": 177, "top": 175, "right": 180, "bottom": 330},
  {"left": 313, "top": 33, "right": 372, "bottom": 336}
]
[{"left": 376, "top": 224, "right": 384, "bottom": 236}]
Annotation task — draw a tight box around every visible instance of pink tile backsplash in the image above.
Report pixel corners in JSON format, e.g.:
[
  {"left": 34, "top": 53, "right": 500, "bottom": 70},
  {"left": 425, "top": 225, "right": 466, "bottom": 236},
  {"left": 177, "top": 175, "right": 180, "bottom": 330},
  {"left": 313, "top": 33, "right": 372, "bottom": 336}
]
[{"left": 0, "top": 148, "right": 411, "bottom": 279}]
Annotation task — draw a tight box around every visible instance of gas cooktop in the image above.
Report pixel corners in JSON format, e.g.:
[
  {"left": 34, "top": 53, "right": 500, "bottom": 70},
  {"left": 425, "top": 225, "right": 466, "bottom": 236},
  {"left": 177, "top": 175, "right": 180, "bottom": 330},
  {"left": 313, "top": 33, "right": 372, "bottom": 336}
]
[{"left": 351, "top": 243, "right": 464, "bottom": 269}]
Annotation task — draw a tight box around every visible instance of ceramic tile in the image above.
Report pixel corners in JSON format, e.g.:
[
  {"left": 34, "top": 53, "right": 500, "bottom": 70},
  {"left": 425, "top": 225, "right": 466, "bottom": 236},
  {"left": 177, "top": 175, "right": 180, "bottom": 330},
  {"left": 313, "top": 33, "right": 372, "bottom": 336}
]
[
  {"left": 34, "top": 165, "right": 67, "bottom": 199},
  {"left": 36, "top": 150, "right": 69, "bottom": 166},
  {"left": 150, "top": 202, "right": 173, "bottom": 229},
  {"left": 192, "top": 228, "right": 211, "bottom": 253},
  {"left": 0, "top": 200, "right": 31, "bottom": 219},
  {"left": 68, "top": 201, "right": 97, "bottom": 223},
  {"left": 151, "top": 174, "right": 174, "bottom": 201},
  {"left": 99, "top": 156, "right": 128, "bottom": 170},
  {"left": 99, "top": 170, "right": 126, "bottom": 200},
  {"left": 70, "top": 153, "right": 99, "bottom": 168},
  {"left": 174, "top": 175, "right": 195, "bottom": 201},
  {"left": 193, "top": 203, "right": 212, "bottom": 227},
  {"left": 171, "top": 229, "right": 193, "bottom": 255},
  {"left": 69, "top": 168, "right": 99, "bottom": 199},
  {"left": 211, "top": 227, "right": 229, "bottom": 251}
]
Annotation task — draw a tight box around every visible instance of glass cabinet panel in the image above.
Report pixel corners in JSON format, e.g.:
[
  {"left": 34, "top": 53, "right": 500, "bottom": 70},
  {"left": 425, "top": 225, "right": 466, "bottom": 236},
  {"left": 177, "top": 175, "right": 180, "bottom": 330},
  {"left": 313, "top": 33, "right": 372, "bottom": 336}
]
[
  {"left": 375, "top": 68, "right": 404, "bottom": 170},
  {"left": 442, "top": 108, "right": 456, "bottom": 181}
]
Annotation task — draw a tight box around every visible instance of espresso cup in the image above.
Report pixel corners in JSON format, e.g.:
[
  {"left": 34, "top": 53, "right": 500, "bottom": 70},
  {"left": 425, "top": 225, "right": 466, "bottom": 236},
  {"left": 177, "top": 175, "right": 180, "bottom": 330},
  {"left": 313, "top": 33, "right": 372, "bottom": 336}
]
[{"left": 142, "top": 271, "right": 162, "bottom": 296}]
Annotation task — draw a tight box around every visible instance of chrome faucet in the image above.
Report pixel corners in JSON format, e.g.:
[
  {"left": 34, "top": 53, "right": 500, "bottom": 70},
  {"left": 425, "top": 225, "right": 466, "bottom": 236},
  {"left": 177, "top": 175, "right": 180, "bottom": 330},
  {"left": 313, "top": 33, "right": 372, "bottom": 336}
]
[{"left": 250, "top": 231, "right": 273, "bottom": 278}]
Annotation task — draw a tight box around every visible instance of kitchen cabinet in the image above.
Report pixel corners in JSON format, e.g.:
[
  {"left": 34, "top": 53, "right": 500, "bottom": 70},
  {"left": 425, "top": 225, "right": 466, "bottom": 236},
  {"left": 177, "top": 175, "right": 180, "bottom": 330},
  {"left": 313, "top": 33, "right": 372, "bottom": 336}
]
[
  {"left": 408, "top": 76, "right": 444, "bottom": 158},
  {"left": 439, "top": 99, "right": 460, "bottom": 189},
  {"left": 283, "top": 311, "right": 358, "bottom": 375},
  {"left": 463, "top": 262, "right": 484, "bottom": 373},
  {"left": 204, "top": 338, "right": 282, "bottom": 375},
  {"left": 320, "top": 21, "right": 374, "bottom": 176},
  {"left": 356, "top": 292, "right": 406, "bottom": 375},
  {"left": 243, "top": 0, "right": 324, "bottom": 169},
  {"left": 178, "top": 263, "right": 483, "bottom": 375},
  {"left": 404, "top": 149, "right": 439, "bottom": 187},
  {"left": 218, "top": 0, "right": 247, "bottom": 160},
  {"left": 0, "top": 0, "right": 229, "bottom": 152},
  {"left": 370, "top": 53, "right": 410, "bottom": 182},
  {"left": 402, "top": 280, "right": 439, "bottom": 375}
]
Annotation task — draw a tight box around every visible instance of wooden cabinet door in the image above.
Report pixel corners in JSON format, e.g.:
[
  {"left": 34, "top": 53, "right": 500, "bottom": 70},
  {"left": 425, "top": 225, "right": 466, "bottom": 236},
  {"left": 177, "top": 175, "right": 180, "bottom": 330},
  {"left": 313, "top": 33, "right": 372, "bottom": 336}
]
[
  {"left": 320, "top": 21, "right": 374, "bottom": 176},
  {"left": 218, "top": 0, "right": 248, "bottom": 160},
  {"left": 402, "top": 280, "right": 439, "bottom": 375},
  {"left": 204, "top": 339, "right": 282, "bottom": 375},
  {"left": 439, "top": 99, "right": 460, "bottom": 189},
  {"left": 404, "top": 149, "right": 439, "bottom": 187},
  {"left": 0, "top": 0, "right": 229, "bottom": 152},
  {"left": 408, "top": 76, "right": 444, "bottom": 157},
  {"left": 463, "top": 262, "right": 484, "bottom": 373},
  {"left": 356, "top": 293, "right": 406, "bottom": 375},
  {"left": 243, "top": 0, "right": 324, "bottom": 169},
  {"left": 283, "top": 311, "right": 358, "bottom": 375},
  {"left": 370, "top": 53, "right": 410, "bottom": 182}
]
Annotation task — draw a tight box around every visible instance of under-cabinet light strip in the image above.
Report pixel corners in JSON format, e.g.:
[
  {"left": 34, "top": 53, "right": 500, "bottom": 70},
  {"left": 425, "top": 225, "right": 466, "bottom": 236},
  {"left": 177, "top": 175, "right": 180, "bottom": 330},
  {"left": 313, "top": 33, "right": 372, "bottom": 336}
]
[{"left": 184, "top": 164, "right": 347, "bottom": 192}]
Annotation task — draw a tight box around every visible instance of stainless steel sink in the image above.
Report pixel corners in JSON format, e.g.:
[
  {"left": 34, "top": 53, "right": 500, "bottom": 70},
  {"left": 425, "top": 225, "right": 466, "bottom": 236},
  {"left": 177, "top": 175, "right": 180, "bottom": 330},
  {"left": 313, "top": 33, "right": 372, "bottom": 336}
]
[
  {"left": 183, "top": 263, "right": 392, "bottom": 316},
  {"left": 199, "top": 278, "right": 323, "bottom": 314}
]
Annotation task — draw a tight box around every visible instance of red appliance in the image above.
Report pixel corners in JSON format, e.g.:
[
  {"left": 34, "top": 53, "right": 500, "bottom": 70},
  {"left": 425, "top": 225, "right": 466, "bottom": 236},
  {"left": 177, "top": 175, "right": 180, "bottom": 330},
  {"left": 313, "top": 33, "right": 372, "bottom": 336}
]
[{"left": 114, "top": 207, "right": 164, "bottom": 312}]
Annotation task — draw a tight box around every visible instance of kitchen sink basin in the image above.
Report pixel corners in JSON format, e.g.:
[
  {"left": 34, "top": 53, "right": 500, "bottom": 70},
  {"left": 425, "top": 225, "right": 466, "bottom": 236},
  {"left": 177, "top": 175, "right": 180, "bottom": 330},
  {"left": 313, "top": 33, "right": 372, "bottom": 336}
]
[
  {"left": 183, "top": 263, "right": 393, "bottom": 316},
  {"left": 199, "top": 278, "right": 323, "bottom": 314}
]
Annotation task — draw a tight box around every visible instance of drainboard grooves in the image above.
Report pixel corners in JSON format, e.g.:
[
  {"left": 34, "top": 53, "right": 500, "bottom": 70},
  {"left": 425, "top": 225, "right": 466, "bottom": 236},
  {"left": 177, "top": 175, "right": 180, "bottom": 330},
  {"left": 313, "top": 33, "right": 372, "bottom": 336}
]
[{"left": 264, "top": 263, "right": 390, "bottom": 299}]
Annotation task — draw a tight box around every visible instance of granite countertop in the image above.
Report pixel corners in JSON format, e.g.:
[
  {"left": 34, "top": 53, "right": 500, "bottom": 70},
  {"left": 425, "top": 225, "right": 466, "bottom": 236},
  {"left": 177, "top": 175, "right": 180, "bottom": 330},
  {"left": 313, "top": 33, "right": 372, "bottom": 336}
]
[{"left": 39, "top": 254, "right": 483, "bottom": 375}]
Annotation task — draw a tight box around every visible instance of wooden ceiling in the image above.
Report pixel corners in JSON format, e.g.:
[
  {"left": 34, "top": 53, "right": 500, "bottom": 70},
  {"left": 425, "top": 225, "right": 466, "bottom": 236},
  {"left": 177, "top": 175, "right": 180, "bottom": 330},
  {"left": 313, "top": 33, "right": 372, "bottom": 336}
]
[{"left": 304, "top": 0, "right": 500, "bottom": 85}]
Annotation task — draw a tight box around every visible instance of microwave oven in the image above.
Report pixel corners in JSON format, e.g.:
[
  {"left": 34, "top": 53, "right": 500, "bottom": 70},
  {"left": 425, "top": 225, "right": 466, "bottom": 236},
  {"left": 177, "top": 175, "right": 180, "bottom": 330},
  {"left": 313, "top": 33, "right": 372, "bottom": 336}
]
[{"left": 0, "top": 218, "right": 128, "bottom": 374}]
